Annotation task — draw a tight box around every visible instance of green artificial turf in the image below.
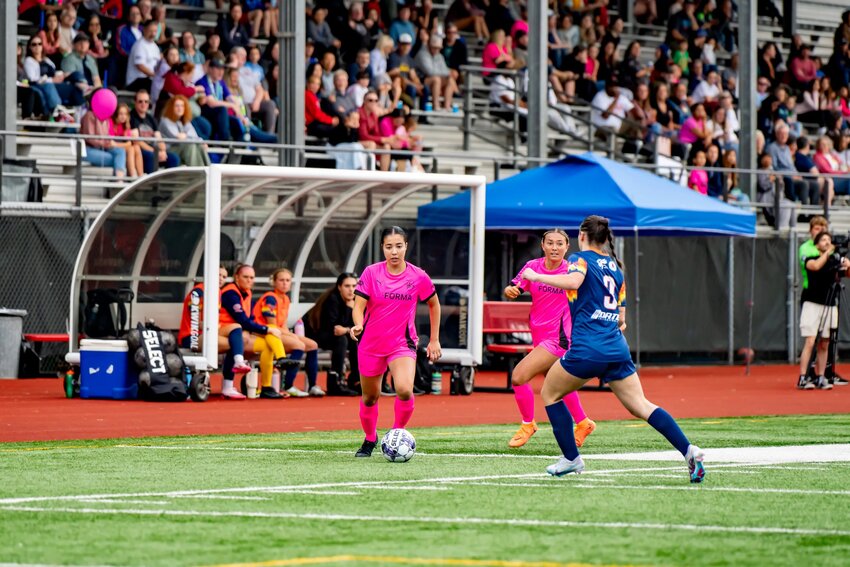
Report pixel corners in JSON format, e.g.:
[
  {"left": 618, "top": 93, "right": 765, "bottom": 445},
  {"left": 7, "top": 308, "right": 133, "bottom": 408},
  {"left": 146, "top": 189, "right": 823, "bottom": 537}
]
[{"left": 1, "top": 414, "right": 849, "bottom": 567}]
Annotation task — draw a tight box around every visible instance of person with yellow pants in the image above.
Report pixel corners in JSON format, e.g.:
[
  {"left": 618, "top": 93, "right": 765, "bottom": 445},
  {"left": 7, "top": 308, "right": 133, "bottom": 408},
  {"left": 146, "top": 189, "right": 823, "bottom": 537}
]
[
  {"left": 218, "top": 264, "right": 296, "bottom": 399},
  {"left": 253, "top": 268, "right": 325, "bottom": 397}
]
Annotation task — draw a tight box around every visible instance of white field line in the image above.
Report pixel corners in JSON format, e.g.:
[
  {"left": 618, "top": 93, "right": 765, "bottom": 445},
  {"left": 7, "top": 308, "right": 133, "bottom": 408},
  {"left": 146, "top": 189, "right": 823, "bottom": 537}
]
[
  {"left": 267, "top": 490, "right": 362, "bottom": 496},
  {"left": 3, "top": 505, "right": 849, "bottom": 537},
  {"left": 452, "top": 481, "right": 850, "bottom": 496},
  {"left": 77, "top": 499, "right": 171, "bottom": 505},
  {"left": 172, "top": 495, "right": 271, "bottom": 501},
  {"left": 0, "top": 461, "right": 827, "bottom": 507},
  {"left": 112, "top": 443, "right": 850, "bottom": 465}
]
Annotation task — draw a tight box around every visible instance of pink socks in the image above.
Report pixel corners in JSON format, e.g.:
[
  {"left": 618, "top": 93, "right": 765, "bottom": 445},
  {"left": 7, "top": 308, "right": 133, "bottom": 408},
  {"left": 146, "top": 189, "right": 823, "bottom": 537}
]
[
  {"left": 513, "top": 383, "right": 535, "bottom": 423},
  {"left": 514, "top": 384, "right": 588, "bottom": 424},
  {"left": 359, "top": 399, "right": 379, "bottom": 442},
  {"left": 393, "top": 397, "right": 415, "bottom": 429},
  {"left": 563, "top": 391, "right": 588, "bottom": 423}
]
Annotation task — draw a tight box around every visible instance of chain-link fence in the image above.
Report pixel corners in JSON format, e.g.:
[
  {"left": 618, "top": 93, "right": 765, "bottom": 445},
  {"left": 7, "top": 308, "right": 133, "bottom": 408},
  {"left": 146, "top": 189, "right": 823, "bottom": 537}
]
[{"left": 0, "top": 204, "right": 99, "bottom": 373}]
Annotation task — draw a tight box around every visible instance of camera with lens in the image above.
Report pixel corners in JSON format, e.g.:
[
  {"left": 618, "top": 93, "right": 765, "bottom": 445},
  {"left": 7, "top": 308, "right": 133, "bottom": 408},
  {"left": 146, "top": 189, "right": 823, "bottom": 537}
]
[{"left": 833, "top": 232, "right": 850, "bottom": 258}]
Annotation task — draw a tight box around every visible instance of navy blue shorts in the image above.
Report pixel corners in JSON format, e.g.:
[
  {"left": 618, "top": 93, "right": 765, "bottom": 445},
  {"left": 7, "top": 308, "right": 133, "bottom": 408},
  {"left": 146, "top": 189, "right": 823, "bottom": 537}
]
[{"left": 559, "top": 352, "right": 636, "bottom": 383}]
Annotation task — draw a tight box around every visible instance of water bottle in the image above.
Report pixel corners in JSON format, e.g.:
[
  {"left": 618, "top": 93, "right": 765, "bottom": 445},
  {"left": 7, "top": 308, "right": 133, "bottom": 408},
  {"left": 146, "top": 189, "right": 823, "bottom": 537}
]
[
  {"left": 452, "top": 102, "right": 459, "bottom": 113},
  {"left": 183, "top": 365, "right": 192, "bottom": 387},
  {"left": 294, "top": 319, "right": 305, "bottom": 337},
  {"left": 431, "top": 371, "right": 442, "bottom": 395},
  {"left": 424, "top": 100, "right": 433, "bottom": 112},
  {"left": 64, "top": 368, "right": 75, "bottom": 398}
]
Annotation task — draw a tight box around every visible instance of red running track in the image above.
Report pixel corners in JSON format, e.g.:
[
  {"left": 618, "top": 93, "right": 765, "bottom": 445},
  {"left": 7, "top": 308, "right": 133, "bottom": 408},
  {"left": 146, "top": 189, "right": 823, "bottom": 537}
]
[{"left": 1, "top": 365, "right": 848, "bottom": 443}]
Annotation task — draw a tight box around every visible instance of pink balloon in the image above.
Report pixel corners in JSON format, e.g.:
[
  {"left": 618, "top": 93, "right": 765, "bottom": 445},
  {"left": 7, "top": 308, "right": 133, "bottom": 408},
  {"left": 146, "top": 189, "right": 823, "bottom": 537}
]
[{"left": 90, "top": 88, "right": 117, "bottom": 121}]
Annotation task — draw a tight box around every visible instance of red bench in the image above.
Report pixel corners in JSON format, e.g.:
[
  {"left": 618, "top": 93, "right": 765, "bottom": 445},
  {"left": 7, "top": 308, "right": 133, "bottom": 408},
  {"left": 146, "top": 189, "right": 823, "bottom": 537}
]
[{"left": 481, "top": 301, "right": 532, "bottom": 392}]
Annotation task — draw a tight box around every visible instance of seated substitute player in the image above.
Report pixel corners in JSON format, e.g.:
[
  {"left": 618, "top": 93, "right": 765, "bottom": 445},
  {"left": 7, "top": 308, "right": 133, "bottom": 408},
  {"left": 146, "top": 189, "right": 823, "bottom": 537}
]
[
  {"left": 521, "top": 215, "right": 706, "bottom": 483},
  {"left": 177, "top": 265, "right": 254, "bottom": 390},
  {"left": 253, "top": 268, "right": 325, "bottom": 398},
  {"left": 218, "top": 264, "right": 295, "bottom": 399}
]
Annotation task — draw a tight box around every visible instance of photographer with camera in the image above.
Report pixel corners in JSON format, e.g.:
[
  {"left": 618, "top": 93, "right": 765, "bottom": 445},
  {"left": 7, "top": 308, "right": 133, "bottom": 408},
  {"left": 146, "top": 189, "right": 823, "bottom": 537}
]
[{"left": 797, "top": 231, "right": 850, "bottom": 390}]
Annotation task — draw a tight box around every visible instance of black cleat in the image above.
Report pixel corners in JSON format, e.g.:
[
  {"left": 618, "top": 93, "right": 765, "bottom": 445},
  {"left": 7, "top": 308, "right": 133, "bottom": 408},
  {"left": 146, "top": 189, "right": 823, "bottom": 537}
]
[
  {"left": 355, "top": 439, "right": 376, "bottom": 458},
  {"left": 259, "top": 386, "right": 283, "bottom": 399},
  {"left": 274, "top": 357, "right": 301, "bottom": 370}
]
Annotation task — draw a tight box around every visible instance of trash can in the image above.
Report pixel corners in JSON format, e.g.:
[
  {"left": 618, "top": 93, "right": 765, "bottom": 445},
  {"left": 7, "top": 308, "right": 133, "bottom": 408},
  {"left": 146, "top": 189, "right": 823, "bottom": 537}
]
[{"left": 0, "top": 309, "right": 27, "bottom": 378}]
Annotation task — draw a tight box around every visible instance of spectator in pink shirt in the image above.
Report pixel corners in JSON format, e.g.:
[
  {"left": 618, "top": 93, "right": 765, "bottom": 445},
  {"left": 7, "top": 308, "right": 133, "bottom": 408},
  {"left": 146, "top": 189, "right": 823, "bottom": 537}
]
[
  {"left": 688, "top": 149, "right": 709, "bottom": 195},
  {"left": 482, "top": 29, "right": 512, "bottom": 77},
  {"left": 678, "top": 103, "right": 711, "bottom": 151},
  {"left": 789, "top": 44, "right": 818, "bottom": 92}
]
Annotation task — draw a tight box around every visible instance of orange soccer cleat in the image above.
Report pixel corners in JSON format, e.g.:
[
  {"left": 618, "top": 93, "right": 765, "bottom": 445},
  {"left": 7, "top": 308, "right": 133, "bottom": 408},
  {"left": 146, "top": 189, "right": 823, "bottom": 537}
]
[
  {"left": 508, "top": 421, "right": 539, "bottom": 448},
  {"left": 573, "top": 418, "right": 596, "bottom": 448}
]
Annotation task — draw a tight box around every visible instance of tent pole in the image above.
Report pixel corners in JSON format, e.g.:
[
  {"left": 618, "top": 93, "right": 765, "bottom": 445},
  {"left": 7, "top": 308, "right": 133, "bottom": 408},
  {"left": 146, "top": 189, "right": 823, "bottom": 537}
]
[
  {"left": 746, "top": 236, "right": 756, "bottom": 376},
  {"left": 634, "top": 227, "right": 640, "bottom": 368},
  {"left": 727, "top": 237, "right": 734, "bottom": 364}
]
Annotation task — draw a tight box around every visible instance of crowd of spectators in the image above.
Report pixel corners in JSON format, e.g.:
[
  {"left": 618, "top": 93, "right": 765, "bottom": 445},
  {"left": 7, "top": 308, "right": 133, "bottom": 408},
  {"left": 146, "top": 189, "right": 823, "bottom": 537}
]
[{"left": 14, "top": 0, "right": 850, "bottom": 199}]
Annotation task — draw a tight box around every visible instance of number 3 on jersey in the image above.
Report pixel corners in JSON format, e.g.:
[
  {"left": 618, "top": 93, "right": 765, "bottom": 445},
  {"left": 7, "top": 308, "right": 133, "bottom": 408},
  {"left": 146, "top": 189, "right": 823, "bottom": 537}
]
[{"left": 602, "top": 275, "right": 618, "bottom": 310}]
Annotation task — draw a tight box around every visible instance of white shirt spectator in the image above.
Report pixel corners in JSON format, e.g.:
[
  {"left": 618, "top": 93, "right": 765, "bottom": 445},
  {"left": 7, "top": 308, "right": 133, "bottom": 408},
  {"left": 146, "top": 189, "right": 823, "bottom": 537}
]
[
  {"left": 346, "top": 82, "right": 369, "bottom": 108},
  {"left": 691, "top": 80, "right": 720, "bottom": 104},
  {"left": 590, "top": 89, "right": 634, "bottom": 131},
  {"left": 238, "top": 66, "right": 261, "bottom": 105},
  {"left": 369, "top": 47, "right": 387, "bottom": 80},
  {"left": 489, "top": 74, "right": 518, "bottom": 107},
  {"left": 126, "top": 37, "right": 161, "bottom": 85}
]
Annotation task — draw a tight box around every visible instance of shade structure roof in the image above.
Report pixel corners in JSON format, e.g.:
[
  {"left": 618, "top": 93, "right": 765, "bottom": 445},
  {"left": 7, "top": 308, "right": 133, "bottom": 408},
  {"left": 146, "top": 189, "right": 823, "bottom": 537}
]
[{"left": 417, "top": 152, "right": 756, "bottom": 236}]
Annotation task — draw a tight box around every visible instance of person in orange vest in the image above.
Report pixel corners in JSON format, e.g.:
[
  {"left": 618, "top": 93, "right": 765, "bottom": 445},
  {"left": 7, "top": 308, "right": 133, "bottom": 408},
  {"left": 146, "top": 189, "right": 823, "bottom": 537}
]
[
  {"left": 178, "top": 265, "right": 233, "bottom": 352},
  {"left": 219, "top": 264, "right": 293, "bottom": 399},
  {"left": 253, "top": 268, "right": 324, "bottom": 398}
]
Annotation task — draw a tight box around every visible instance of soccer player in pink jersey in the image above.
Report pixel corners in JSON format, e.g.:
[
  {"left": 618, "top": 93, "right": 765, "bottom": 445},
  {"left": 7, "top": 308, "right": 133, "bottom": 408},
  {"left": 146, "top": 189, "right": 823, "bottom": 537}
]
[
  {"left": 349, "top": 226, "right": 442, "bottom": 457},
  {"left": 503, "top": 229, "right": 596, "bottom": 448}
]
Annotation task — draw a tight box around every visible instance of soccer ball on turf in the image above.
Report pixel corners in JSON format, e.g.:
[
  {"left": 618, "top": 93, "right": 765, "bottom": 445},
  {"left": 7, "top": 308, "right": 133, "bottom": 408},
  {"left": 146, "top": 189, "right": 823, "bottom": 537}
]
[{"left": 381, "top": 428, "right": 416, "bottom": 462}]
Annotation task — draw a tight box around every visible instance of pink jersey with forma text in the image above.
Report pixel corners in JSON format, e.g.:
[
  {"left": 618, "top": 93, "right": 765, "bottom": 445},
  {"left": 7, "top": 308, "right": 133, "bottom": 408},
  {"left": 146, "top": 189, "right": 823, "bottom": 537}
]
[
  {"left": 511, "top": 257, "right": 572, "bottom": 350},
  {"left": 355, "top": 261, "right": 436, "bottom": 354}
]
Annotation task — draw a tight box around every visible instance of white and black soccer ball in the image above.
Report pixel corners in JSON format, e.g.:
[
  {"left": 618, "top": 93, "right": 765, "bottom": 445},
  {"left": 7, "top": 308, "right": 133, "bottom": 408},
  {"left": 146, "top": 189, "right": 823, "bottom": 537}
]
[{"left": 381, "top": 428, "right": 416, "bottom": 462}]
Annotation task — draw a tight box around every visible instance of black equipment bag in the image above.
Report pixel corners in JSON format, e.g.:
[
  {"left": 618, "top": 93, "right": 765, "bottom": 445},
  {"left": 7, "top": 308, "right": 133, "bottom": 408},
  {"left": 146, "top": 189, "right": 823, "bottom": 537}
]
[
  {"left": 136, "top": 324, "right": 188, "bottom": 402},
  {"left": 413, "top": 346, "right": 434, "bottom": 394}
]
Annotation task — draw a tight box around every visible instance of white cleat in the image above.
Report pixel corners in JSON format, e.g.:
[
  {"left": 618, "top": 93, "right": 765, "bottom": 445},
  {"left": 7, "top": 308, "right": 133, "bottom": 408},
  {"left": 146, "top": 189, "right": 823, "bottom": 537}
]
[
  {"left": 546, "top": 455, "right": 585, "bottom": 477},
  {"left": 686, "top": 444, "right": 706, "bottom": 483}
]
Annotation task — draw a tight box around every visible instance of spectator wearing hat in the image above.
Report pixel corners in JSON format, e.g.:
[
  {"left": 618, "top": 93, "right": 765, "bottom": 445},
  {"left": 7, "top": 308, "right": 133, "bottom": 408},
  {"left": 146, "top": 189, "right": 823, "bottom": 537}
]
[
  {"left": 415, "top": 34, "right": 457, "bottom": 111},
  {"left": 61, "top": 32, "right": 102, "bottom": 94},
  {"left": 388, "top": 32, "right": 425, "bottom": 108},
  {"left": 217, "top": 3, "right": 251, "bottom": 57},
  {"left": 126, "top": 20, "right": 161, "bottom": 92},
  {"left": 197, "top": 56, "right": 239, "bottom": 141},
  {"left": 389, "top": 5, "right": 416, "bottom": 46}
]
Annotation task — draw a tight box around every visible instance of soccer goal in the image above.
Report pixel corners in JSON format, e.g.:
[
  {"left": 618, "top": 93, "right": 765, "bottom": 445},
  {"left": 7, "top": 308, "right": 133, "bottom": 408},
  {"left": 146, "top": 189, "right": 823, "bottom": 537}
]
[{"left": 67, "top": 165, "right": 487, "bottom": 375}]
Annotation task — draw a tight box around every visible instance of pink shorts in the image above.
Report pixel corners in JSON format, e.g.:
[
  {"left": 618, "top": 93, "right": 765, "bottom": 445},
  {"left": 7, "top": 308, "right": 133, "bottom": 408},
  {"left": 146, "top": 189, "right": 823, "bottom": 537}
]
[
  {"left": 358, "top": 346, "right": 416, "bottom": 377},
  {"left": 536, "top": 338, "right": 566, "bottom": 358}
]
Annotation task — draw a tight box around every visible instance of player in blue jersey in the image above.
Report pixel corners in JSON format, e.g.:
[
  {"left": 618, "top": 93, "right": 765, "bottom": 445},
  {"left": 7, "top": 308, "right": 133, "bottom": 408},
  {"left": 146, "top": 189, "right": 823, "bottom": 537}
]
[{"left": 521, "top": 215, "right": 705, "bottom": 483}]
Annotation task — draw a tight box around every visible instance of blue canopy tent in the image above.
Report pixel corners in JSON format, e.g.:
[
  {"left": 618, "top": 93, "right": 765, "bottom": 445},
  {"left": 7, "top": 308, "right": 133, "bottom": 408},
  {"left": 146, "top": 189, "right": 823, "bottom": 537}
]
[
  {"left": 418, "top": 152, "right": 756, "bottom": 236},
  {"left": 418, "top": 152, "right": 757, "bottom": 370}
]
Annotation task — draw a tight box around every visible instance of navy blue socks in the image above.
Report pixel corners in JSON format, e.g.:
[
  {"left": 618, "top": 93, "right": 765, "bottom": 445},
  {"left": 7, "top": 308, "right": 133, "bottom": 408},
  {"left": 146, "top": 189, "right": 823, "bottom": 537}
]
[
  {"left": 306, "top": 350, "right": 319, "bottom": 388},
  {"left": 545, "top": 402, "right": 579, "bottom": 460},
  {"left": 284, "top": 349, "right": 304, "bottom": 389},
  {"left": 647, "top": 407, "right": 690, "bottom": 456}
]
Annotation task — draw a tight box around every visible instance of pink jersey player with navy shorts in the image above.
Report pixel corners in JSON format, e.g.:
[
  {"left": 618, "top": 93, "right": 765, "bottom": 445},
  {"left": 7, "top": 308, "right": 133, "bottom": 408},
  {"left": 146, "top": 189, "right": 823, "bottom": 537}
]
[
  {"left": 349, "top": 226, "right": 442, "bottom": 458},
  {"left": 503, "top": 229, "right": 595, "bottom": 449}
]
